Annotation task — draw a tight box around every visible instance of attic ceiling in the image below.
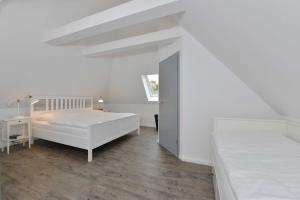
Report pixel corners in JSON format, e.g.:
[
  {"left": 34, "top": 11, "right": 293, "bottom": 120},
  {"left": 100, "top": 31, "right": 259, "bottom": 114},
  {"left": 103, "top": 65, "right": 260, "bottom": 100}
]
[
  {"left": 44, "top": 0, "right": 183, "bottom": 45},
  {"left": 38, "top": 0, "right": 299, "bottom": 118},
  {"left": 180, "top": 0, "right": 300, "bottom": 118}
]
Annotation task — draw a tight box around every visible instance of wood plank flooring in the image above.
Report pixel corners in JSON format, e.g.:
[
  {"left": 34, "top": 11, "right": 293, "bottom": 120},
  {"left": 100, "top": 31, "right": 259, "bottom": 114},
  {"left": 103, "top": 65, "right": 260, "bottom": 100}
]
[{"left": 0, "top": 127, "right": 214, "bottom": 200}]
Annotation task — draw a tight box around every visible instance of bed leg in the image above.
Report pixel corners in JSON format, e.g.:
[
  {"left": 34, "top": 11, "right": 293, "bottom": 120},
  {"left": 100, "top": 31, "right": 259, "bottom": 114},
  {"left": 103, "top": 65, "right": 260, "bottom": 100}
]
[
  {"left": 88, "top": 149, "right": 93, "bottom": 162},
  {"left": 137, "top": 127, "right": 140, "bottom": 135}
]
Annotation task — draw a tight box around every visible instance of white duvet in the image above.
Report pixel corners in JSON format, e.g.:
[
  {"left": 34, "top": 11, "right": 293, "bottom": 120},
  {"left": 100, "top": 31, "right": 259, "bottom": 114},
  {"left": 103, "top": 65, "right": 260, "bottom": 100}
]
[
  {"left": 33, "top": 110, "right": 136, "bottom": 128},
  {"left": 212, "top": 132, "right": 300, "bottom": 200}
]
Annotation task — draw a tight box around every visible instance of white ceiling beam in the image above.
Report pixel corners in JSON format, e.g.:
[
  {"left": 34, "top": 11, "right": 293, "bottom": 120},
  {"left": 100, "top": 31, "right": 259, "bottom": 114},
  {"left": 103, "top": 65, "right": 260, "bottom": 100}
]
[
  {"left": 44, "top": 0, "right": 184, "bottom": 45},
  {"left": 82, "top": 27, "right": 181, "bottom": 57}
]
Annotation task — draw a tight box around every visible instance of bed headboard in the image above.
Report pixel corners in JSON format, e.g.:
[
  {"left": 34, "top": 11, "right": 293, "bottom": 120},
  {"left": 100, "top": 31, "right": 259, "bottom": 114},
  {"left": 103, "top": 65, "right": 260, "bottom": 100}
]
[
  {"left": 214, "top": 118, "right": 287, "bottom": 134},
  {"left": 30, "top": 96, "right": 93, "bottom": 116}
]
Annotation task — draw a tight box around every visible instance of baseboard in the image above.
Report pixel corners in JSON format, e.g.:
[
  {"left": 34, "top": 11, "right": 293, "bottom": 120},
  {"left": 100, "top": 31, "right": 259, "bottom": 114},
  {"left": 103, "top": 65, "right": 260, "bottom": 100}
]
[
  {"left": 140, "top": 126, "right": 156, "bottom": 129},
  {"left": 140, "top": 123, "right": 155, "bottom": 128},
  {"left": 179, "top": 155, "right": 213, "bottom": 166}
]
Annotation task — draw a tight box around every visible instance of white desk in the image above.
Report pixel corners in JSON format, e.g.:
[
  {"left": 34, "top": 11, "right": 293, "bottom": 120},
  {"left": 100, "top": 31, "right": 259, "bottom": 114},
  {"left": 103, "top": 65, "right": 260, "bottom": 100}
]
[{"left": 1, "top": 117, "right": 32, "bottom": 154}]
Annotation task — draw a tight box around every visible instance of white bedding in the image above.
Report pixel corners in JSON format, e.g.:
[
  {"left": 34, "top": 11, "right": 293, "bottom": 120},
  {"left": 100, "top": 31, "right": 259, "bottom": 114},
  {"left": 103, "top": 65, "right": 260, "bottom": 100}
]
[
  {"left": 212, "top": 132, "right": 300, "bottom": 200},
  {"left": 33, "top": 110, "right": 136, "bottom": 128},
  {"left": 33, "top": 120, "right": 88, "bottom": 137}
]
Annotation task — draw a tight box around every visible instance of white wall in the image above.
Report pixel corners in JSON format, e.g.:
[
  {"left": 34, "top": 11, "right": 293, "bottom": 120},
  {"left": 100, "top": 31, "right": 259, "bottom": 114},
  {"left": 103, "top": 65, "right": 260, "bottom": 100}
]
[
  {"left": 159, "top": 28, "right": 280, "bottom": 165},
  {"left": 104, "top": 50, "right": 159, "bottom": 127},
  {"left": 0, "top": 0, "right": 128, "bottom": 117},
  {"left": 104, "top": 104, "right": 158, "bottom": 127},
  {"left": 180, "top": 0, "right": 300, "bottom": 119},
  {"left": 106, "top": 50, "right": 159, "bottom": 103}
]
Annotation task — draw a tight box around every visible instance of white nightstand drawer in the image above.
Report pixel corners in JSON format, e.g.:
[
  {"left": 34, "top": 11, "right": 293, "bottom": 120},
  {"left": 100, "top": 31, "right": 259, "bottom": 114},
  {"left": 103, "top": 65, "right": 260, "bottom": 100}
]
[{"left": 8, "top": 119, "right": 29, "bottom": 126}]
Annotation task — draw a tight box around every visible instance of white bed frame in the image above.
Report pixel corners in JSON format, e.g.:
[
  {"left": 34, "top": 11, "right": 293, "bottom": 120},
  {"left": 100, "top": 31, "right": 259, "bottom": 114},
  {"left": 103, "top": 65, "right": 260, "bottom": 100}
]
[
  {"left": 31, "top": 96, "right": 140, "bottom": 162},
  {"left": 214, "top": 118, "right": 287, "bottom": 134},
  {"left": 212, "top": 118, "right": 287, "bottom": 200}
]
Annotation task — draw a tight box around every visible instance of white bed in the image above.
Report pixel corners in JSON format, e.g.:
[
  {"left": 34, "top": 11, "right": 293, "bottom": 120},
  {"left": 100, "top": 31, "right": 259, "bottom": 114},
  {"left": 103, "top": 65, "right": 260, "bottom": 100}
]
[
  {"left": 212, "top": 118, "right": 300, "bottom": 200},
  {"left": 31, "top": 96, "right": 140, "bottom": 162}
]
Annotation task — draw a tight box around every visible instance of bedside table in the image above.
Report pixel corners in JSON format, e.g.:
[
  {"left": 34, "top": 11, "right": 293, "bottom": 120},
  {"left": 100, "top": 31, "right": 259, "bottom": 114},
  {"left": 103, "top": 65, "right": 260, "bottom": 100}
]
[{"left": 1, "top": 117, "right": 32, "bottom": 154}]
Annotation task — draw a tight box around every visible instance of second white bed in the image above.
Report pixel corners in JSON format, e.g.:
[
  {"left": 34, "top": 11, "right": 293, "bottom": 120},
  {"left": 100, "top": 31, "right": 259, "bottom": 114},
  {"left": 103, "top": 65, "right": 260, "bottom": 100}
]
[{"left": 212, "top": 131, "right": 300, "bottom": 200}]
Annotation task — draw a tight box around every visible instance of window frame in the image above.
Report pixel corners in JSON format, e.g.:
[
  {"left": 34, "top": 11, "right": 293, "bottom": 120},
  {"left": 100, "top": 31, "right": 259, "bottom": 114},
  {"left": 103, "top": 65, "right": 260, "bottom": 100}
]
[{"left": 142, "top": 74, "right": 159, "bottom": 102}]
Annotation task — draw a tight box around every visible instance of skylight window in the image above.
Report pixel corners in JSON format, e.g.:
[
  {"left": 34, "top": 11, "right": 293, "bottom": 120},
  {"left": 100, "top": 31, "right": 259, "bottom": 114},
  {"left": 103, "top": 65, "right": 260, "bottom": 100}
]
[{"left": 142, "top": 74, "right": 159, "bottom": 102}]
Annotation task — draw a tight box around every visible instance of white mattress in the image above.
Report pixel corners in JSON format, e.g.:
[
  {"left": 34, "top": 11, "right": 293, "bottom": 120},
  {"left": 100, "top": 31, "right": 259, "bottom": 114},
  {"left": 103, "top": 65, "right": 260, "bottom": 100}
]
[
  {"left": 212, "top": 138, "right": 237, "bottom": 200},
  {"left": 212, "top": 132, "right": 300, "bottom": 200},
  {"left": 33, "top": 121, "right": 88, "bottom": 137},
  {"left": 32, "top": 110, "right": 136, "bottom": 129}
]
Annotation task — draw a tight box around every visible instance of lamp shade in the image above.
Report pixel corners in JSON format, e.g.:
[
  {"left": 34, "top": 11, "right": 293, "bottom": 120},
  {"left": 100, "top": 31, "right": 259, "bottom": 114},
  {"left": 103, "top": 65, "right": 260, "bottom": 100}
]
[{"left": 98, "top": 97, "right": 104, "bottom": 103}]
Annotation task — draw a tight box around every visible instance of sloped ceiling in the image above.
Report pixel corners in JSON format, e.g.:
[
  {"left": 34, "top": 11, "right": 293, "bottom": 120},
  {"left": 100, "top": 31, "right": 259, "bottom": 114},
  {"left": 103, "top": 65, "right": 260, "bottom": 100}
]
[
  {"left": 180, "top": 0, "right": 300, "bottom": 118},
  {"left": 0, "top": 0, "right": 128, "bottom": 108}
]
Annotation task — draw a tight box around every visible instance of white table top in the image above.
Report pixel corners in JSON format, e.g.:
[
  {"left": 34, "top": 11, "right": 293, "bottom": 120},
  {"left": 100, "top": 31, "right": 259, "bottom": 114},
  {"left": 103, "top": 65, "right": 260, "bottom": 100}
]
[{"left": 1, "top": 116, "right": 31, "bottom": 122}]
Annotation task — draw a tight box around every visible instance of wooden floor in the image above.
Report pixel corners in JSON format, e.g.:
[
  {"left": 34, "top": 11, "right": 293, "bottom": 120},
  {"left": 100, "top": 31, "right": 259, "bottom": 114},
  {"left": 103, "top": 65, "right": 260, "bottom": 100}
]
[{"left": 0, "top": 127, "right": 214, "bottom": 200}]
